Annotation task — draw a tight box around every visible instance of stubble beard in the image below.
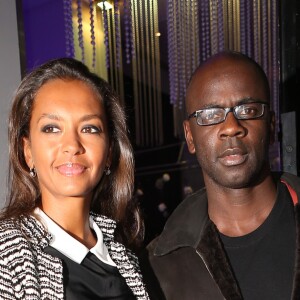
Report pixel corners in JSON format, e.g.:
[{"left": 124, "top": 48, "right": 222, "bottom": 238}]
[{"left": 198, "top": 153, "right": 270, "bottom": 190}]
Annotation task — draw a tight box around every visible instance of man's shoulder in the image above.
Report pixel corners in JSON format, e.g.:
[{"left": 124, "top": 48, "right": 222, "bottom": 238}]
[
  {"left": 146, "top": 235, "right": 159, "bottom": 254},
  {"left": 145, "top": 188, "right": 209, "bottom": 256},
  {"left": 278, "top": 172, "right": 300, "bottom": 203},
  {"left": 169, "top": 187, "right": 207, "bottom": 216},
  {"left": 280, "top": 172, "right": 300, "bottom": 187},
  {"left": 166, "top": 187, "right": 208, "bottom": 220}
]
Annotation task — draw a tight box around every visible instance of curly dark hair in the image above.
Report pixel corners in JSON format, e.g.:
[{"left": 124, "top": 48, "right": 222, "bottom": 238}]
[{"left": 1, "top": 58, "right": 143, "bottom": 250}]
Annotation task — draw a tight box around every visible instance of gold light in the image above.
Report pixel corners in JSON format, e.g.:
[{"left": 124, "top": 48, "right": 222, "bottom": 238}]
[{"left": 97, "top": 1, "right": 113, "bottom": 10}]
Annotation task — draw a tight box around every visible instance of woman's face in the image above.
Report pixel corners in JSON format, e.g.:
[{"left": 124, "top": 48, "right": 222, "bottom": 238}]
[{"left": 23, "top": 79, "right": 110, "bottom": 204}]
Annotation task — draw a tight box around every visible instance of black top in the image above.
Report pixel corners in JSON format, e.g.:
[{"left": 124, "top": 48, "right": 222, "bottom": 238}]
[
  {"left": 220, "top": 182, "right": 296, "bottom": 300},
  {"left": 44, "top": 246, "right": 135, "bottom": 300}
]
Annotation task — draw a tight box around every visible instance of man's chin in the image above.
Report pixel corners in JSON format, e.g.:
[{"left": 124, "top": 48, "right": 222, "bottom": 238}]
[{"left": 209, "top": 169, "right": 255, "bottom": 189}]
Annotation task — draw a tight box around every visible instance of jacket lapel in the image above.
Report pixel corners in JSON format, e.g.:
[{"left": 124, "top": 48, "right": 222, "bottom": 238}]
[
  {"left": 92, "top": 214, "right": 149, "bottom": 300},
  {"left": 197, "top": 221, "right": 242, "bottom": 300},
  {"left": 20, "top": 215, "right": 64, "bottom": 299}
]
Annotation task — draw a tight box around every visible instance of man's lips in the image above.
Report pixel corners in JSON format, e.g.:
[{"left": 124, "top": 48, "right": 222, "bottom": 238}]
[
  {"left": 218, "top": 148, "right": 248, "bottom": 166},
  {"left": 56, "top": 163, "right": 86, "bottom": 176}
]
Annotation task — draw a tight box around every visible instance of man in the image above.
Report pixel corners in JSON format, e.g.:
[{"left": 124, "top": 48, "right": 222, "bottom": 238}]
[{"left": 140, "top": 51, "right": 300, "bottom": 299}]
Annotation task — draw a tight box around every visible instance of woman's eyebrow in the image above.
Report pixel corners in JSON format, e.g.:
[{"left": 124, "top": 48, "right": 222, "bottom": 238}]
[
  {"left": 79, "top": 114, "right": 103, "bottom": 122},
  {"left": 37, "top": 113, "right": 61, "bottom": 123},
  {"left": 37, "top": 113, "right": 103, "bottom": 123}
]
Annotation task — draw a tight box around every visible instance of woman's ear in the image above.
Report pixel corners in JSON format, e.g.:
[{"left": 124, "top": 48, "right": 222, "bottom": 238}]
[
  {"left": 183, "top": 120, "right": 196, "bottom": 154},
  {"left": 23, "top": 137, "right": 33, "bottom": 168}
]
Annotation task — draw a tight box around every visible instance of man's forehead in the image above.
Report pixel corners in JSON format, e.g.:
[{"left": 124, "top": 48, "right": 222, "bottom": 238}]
[
  {"left": 186, "top": 59, "right": 267, "bottom": 107},
  {"left": 197, "top": 52, "right": 266, "bottom": 80},
  {"left": 190, "top": 56, "right": 256, "bottom": 83}
]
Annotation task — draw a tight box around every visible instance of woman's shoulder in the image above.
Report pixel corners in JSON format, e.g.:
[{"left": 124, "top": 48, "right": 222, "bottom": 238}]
[
  {"left": 90, "top": 213, "right": 117, "bottom": 237},
  {"left": 0, "top": 217, "right": 21, "bottom": 234},
  {"left": 0, "top": 215, "right": 46, "bottom": 250},
  {"left": 0, "top": 217, "right": 26, "bottom": 236},
  {"left": 0, "top": 217, "right": 29, "bottom": 255}
]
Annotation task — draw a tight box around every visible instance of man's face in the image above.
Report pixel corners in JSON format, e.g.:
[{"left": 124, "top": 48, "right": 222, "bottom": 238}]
[{"left": 184, "top": 57, "right": 275, "bottom": 189}]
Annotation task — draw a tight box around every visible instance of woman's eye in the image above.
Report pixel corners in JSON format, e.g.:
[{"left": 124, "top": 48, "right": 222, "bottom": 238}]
[
  {"left": 82, "top": 126, "right": 101, "bottom": 134},
  {"left": 42, "top": 125, "right": 60, "bottom": 133}
]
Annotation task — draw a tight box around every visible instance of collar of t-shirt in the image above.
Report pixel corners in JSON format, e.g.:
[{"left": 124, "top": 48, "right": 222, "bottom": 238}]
[{"left": 34, "top": 208, "right": 116, "bottom": 266}]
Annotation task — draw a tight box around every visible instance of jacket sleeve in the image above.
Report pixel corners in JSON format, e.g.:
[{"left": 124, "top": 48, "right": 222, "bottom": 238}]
[
  {"left": 0, "top": 224, "right": 41, "bottom": 299},
  {"left": 0, "top": 243, "right": 17, "bottom": 298}
]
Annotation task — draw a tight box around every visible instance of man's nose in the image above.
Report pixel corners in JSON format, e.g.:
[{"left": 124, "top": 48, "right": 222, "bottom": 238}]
[{"left": 218, "top": 112, "right": 247, "bottom": 139}]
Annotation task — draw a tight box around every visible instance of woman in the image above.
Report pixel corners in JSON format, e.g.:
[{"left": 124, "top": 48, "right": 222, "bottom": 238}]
[{"left": 0, "top": 58, "right": 149, "bottom": 299}]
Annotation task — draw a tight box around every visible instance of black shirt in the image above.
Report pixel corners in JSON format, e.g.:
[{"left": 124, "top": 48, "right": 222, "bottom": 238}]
[
  {"left": 44, "top": 246, "right": 135, "bottom": 300},
  {"left": 220, "top": 182, "right": 296, "bottom": 300}
]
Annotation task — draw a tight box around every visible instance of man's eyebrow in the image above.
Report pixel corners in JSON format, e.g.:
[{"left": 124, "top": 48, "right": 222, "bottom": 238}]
[
  {"left": 204, "top": 98, "right": 267, "bottom": 108},
  {"left": 195, "top": 98, "right": 268, "bottom": 111},
  {"left": 199, "top": 102, "right": 222, "bottom": 109},
  {"left": 237, "top": 97, "right": 267, "bottom": 105}
]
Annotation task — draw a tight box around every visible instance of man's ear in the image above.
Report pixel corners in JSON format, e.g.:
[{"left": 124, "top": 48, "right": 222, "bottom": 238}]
[
  {"left": 183, "top": 120, "right": 196, "bottom": 154},
  {"left": 269, "top": 111, "right": 276, "bottom": 145},
  {"left": 23, "top": 137, "right": 33, "bottom": 168}
]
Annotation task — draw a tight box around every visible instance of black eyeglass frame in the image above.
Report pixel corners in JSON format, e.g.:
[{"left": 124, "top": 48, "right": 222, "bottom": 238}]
[{"left": 187, "top": 101, "right": 269, "bottom": 126}]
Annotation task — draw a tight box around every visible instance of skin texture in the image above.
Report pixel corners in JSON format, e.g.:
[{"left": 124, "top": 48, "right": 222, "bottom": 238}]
[
  {"left": 183, "top": 52, "right": 277, "bottom": 236},
  {"left": 23, "top": 79, "right": 111, "bottom": 247}
]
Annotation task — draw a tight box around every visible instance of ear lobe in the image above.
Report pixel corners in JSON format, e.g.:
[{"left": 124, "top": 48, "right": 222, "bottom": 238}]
[
  {"left": 183, "top": 120, "right": 196, "bottom": 154},
  {"left": 23, "top": 137, "right": 33, "bottom": 168}
]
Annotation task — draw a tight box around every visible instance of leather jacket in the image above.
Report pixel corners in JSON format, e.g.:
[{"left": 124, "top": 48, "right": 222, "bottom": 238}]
[{"left": 140, "top": 173, "right": 300, "bottom": 300}]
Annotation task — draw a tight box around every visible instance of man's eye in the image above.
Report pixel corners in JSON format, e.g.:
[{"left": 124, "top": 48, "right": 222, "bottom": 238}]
[
  {"left": 203, "top": 109, "right": 223, "bottom": 120},
  {"left": 82, "top": 126, "right": 101, "bottom": 134},
  {"left": 240, "top": 106, "right": 258, "bottom": 117},
  {"left": 42, "top": 125, "right": 60, "bottom": 133}
]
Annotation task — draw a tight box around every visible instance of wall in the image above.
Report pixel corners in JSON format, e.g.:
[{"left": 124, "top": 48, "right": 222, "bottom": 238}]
[
  {"left": 22, "top": 0, "right": 66, "bottom": 72},
  {"left": 0, "top": 0, "right": 21, "bottom": 207}
]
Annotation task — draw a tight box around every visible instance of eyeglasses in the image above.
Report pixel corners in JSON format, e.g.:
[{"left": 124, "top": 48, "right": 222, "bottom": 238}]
[{"left": 188, "top": 102, "right": 269, "bottom": 126}]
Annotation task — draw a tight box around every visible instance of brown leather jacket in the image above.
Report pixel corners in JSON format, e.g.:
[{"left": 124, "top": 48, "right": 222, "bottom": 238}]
[{"left": 140, "top": 173, "right": 300, "bottom": 300}]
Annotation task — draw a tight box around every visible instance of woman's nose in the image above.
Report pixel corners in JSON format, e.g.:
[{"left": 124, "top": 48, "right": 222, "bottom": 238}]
[{"left": 61, "top": 131, "right": 84, "bottom": 155}]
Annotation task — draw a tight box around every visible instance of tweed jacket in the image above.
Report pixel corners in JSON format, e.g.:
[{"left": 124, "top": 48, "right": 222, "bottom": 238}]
[
  {"left": 140, "top": 173, "right": 300, "bottom": 299},
  {"left": 0, "top": 212, "right": 149, "bottom": 300}
]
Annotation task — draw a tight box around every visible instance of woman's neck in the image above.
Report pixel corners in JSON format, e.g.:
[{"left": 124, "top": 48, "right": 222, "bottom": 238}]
[{"left": 40, "top": 196, "right": 97, "bottom": 248}]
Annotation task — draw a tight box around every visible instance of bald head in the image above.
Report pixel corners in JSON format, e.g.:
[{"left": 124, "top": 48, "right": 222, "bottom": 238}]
[
  {"left": 186, "top": 51, "right": 270, "bottom": 114},
  {"left": 183, "top": 51, "right": 275, "bottom": 190}
]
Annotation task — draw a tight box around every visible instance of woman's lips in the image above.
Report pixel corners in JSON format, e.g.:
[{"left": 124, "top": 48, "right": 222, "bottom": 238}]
[{"left": 56, "top": 163, "right": 86, "bottom": 176}]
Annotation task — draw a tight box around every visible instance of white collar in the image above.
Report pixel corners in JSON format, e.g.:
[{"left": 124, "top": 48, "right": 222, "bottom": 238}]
[{"left": 35, "top": 208, "right": 116, "bottom": 266}]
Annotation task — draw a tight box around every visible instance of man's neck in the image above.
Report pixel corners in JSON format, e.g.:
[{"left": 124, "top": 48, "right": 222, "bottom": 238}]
[{"left": 206, "top": 175, "right": 277, "bottom": 237}]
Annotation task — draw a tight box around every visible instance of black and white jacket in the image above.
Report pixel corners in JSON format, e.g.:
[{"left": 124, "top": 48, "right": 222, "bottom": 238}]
[{"left": 0, "top": 213, "right": 149, "bottom": 299}]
